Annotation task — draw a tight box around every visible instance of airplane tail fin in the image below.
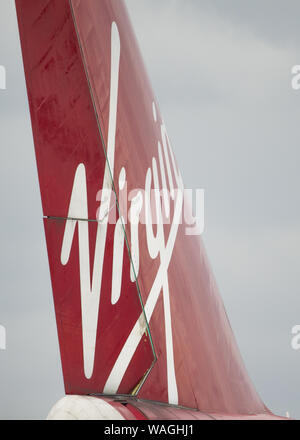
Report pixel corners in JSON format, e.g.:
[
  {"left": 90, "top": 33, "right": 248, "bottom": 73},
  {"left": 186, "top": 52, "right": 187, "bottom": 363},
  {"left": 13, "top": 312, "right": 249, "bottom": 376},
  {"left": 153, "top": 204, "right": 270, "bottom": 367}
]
[{"left": 16, "top": 0, "right": 270, "bottom": 415}]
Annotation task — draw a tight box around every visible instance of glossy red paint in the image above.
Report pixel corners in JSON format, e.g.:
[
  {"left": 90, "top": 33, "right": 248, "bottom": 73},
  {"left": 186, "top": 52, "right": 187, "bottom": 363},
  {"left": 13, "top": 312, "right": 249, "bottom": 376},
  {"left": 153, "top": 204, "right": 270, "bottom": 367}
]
[
  {"left": 16, "top": 0, "right": 154, "bottom": 395},
  {"left": 16, "top": 0, "right": 278, "bottom": 418},
  {"left": 44, "top": 217, "right": 154, "bottom": 394}
]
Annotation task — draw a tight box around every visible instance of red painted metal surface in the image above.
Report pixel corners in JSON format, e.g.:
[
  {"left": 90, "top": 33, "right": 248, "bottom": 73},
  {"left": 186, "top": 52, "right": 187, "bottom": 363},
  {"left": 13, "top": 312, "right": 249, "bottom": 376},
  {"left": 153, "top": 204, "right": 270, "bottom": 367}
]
[
  {"left": 15, "top": 0, "right": 155, "bottom": 395},
  {"left": 16, "top": 0, "right": 277, "bottom": 418},
  {"left": 44, "top": 217, "right": 153, "bottom": 394}
]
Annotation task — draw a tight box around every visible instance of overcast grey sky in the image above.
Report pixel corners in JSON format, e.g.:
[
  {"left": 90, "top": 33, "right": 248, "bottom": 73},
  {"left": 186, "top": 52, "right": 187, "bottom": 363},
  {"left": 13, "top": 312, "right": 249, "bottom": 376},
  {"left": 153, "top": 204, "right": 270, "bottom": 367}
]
[{"left": 0, "top": 0, "right": 300, "bottom": 419}]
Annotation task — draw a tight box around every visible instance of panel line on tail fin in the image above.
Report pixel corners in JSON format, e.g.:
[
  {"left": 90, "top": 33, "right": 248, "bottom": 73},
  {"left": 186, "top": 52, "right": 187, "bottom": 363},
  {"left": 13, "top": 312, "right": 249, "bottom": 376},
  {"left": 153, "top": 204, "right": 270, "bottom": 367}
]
[{"left": 68, "top": 1, "right": 157, "bottom": 384}]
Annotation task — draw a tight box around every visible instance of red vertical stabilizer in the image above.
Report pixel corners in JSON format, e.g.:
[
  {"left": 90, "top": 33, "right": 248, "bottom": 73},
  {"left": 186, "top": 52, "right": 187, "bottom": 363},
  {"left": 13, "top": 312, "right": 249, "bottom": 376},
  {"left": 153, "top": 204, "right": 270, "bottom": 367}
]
[{"left": 16, "top": 0, "right": 274, "bottom": 417}]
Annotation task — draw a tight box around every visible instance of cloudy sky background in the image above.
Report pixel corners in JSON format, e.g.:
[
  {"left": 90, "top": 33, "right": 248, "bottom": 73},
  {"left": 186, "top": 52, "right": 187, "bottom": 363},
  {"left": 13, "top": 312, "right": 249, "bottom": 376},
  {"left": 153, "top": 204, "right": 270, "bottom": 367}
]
[{"left": 0, "top": 0, "right": 300, "bottom": 419}]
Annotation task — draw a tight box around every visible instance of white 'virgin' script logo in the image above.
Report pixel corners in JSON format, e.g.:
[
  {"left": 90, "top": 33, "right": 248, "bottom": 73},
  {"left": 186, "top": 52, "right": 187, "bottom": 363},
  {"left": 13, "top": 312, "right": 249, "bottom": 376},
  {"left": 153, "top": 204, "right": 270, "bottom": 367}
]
[{"left": 61, "top": 22, "right": 183, "bottom": 405}]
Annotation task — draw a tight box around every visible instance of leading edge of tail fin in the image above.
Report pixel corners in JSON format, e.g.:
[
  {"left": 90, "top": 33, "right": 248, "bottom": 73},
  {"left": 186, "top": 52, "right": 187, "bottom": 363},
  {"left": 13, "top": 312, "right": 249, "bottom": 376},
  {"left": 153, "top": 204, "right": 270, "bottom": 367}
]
[{"left": 16, "top": 0, "right": 270, "bottom": 415}]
